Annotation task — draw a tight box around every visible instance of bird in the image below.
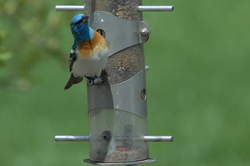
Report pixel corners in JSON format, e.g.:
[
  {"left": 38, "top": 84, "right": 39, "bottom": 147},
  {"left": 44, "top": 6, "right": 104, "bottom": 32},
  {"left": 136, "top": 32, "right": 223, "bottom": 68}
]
[{"left": 64, "top": 14, "right": 108, "bottom": 90}]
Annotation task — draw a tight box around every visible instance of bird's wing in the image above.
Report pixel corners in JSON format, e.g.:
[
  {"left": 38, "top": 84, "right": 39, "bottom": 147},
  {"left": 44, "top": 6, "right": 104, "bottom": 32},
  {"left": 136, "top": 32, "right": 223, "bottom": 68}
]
[{"left": 69, "top": 41, "right": 77, "bottom": 72}]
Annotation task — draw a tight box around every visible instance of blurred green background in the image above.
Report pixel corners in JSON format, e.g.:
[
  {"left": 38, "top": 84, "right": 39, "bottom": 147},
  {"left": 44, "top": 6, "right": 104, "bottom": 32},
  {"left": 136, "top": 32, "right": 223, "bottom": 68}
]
[{"left": 1, "top": 0, "right": 250, "bottom": 165}]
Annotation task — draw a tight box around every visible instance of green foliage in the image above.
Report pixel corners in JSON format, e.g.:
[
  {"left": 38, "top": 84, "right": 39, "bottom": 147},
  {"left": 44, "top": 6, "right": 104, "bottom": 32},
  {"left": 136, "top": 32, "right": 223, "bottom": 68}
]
[
  {"left": 1, "top": 0, "right": 250, "bottom": 166},
  {"left": 0, "top": 0, "right": 79, "bottom": 87},
  {"left": 0, "top": 30, "right": 12, "bottom": 67}
]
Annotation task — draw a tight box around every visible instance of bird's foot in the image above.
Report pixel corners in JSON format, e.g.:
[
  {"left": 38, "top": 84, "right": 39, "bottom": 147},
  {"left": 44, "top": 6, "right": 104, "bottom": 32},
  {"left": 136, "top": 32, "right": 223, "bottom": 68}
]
[
  {"left": 85, "top": 76, "right": 95, "bottom": 86},
  {"left": 85, "top": 70, "right": 108, "bottom": 86},
  {"left": 85, "top": 73, "right": 107, "bottom": 86},
  {"left": 100, "top": 70, "right": 108, "bottom": 84}
]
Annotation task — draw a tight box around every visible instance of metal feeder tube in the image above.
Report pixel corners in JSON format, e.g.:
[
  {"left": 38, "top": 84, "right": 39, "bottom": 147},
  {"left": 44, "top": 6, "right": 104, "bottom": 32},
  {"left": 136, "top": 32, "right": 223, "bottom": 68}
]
[{"left": 55, "top": 0, "right": 174, "bottom": 165}]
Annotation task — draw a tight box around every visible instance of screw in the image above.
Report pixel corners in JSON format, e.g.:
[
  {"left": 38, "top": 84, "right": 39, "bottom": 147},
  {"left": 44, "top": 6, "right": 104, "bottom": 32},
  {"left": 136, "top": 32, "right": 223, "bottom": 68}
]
[{"left": 141, "top": 28, "right": 150, "bottom": 36}]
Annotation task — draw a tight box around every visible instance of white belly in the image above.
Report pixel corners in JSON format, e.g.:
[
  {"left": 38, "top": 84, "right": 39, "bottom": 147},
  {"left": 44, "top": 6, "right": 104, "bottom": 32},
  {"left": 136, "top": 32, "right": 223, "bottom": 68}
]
[{"left": 72, "top": 47, "right": 108, "bottom": 77}]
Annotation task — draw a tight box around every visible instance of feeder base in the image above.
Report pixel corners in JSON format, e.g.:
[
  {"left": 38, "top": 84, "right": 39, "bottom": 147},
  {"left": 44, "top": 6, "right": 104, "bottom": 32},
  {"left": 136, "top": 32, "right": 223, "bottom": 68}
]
[{"left": 84, "top": 158, "right": 156, "bottom": 166}]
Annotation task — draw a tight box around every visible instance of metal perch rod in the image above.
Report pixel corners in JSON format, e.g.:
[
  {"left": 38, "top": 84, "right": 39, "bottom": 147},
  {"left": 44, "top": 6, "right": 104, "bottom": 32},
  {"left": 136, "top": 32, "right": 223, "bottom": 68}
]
[
  {"left": 137, "top": 6, "right": 174, "bottom": 11},
  {"left": 55, "top": 135, "right": 173, "bottom": 142},
  {"left": 55, "top": 5, "right": 174, "bottom": 12},
  {"left": 55, "top": 5, "right": 85, "bottom": 11}
]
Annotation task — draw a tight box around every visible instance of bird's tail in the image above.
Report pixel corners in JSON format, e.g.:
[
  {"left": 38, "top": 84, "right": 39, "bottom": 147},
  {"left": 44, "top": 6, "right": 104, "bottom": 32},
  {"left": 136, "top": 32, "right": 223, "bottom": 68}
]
[{"left": 64, "top": 73, "right": 83, "bottom": 90}]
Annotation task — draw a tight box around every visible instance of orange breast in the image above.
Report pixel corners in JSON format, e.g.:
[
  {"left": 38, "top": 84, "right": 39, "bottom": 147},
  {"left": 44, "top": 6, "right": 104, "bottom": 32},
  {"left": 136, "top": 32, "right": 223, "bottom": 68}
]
[{"left": 77, "top": 31, "right": 107, "bottom": 58}]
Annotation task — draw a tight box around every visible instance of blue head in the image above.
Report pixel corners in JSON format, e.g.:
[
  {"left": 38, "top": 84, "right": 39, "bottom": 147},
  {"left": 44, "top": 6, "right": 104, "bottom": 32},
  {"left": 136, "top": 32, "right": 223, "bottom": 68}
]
[{"left": 70, "top": 14, "right": 94, "bottom": 43}]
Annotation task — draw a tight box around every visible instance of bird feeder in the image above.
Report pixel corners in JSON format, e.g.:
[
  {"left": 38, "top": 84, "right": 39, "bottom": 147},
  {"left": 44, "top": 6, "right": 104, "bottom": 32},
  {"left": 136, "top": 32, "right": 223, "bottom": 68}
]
[{"left": 55, "top": 0, "right": 174, "bottom": 165}]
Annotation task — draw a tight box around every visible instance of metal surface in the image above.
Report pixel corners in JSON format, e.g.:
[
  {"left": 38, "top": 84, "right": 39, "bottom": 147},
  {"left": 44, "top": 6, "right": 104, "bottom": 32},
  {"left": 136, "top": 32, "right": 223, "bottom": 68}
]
[
  {"left": 137, "top": 6, "right": 174, "bottom": 12},
  {"left": 139, "top": 21, "right": 151, "bottom": 43},
  {"left": 55, "top": 135, "right": 89, "bottom": 141},
  {"left": 55, "top": 5, "right": 174, "bottom": 12},
  {"left": 84, "top": 158, "right": 155, "bottom": 166},
  {"left": 144, "top": 136, "right": 173, "bottom": 142},
  {"left": 55, "top": 135, "right": 173, "bottom": 142},
  {"left": 55, "top": 5, "right": 85, "bottom": 11},
  {"left": 87, "top": 71, "right": 147, "bottom": 118},
  {"left": 89, "top": 11, "right": 150, "bottom": 57}
]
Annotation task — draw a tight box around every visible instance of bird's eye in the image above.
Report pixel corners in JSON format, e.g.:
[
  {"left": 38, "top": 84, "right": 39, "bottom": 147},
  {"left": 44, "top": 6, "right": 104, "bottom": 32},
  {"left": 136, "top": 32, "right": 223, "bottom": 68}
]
[{"left": 75, "top": 19, "right": 82, "bottom": 25}]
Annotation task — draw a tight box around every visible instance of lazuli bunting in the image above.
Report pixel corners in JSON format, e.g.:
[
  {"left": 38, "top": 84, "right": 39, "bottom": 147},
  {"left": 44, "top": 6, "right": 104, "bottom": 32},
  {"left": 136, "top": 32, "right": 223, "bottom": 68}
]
[{"left": 64, "top": 14, "right": 108, "bottom": 90}]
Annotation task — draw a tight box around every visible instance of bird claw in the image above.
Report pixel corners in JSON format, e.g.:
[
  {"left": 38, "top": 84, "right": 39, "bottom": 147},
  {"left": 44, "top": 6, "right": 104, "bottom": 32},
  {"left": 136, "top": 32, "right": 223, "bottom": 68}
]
[
  {"left": 87, "top": 79, "right": 95, "bottom": 85},
  {"left": 85, "top": 70, "right": 108, "bottom": 86},
  {"left": 86, "top": 76, "right": 107, "bottom": 86},
  {"left": 100, "top": 75, "right": 107, "bottom": 84}
]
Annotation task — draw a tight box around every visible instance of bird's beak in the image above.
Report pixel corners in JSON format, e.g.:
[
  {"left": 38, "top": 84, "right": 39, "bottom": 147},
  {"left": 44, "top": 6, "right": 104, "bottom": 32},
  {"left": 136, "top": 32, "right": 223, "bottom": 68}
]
[{"left": 82, "top": 15, "right": 89, "bottom": 23}]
